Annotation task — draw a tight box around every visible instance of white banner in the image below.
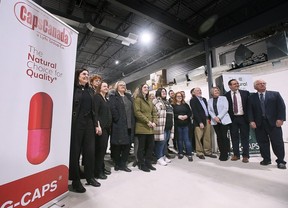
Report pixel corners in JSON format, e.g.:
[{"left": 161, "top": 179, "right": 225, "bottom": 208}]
[
  {"left": 222, "top": 72, "right": 254, "bottom": 92},
  {"left": 0, "top": 0, "right": 78, "bottom": 207}
]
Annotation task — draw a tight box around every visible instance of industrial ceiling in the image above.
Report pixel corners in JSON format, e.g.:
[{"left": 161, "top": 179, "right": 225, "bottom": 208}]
[{"left": 34, "top": 0, "right": 288, "bottom": 85}]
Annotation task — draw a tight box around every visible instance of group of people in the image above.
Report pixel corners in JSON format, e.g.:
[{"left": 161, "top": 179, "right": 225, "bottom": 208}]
[{"left": 69, "top": 68, "right": 287, "bottom": 193}]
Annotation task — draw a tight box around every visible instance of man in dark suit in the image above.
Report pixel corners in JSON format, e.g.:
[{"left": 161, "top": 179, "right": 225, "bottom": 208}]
[
  {"left": 248, "top": 79, "right": 286, "bottom": 169},
  {"left": 225, "top": 79, "right": 250, "bottom": 163},
  {"left": 190, "top": 87, "right": 217, "bottom": 159}
]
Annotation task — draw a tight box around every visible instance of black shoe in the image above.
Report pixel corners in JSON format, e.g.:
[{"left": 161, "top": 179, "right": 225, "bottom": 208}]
[
  {"left": 188, "top": 156, "right": 193, "bottom": 162},
  {"left": 197, "top": 155, "right": 205, "bottom": 159},
  {"left": 95, "top": 173, "right": 107, "bottom": 180},
  {"left": 72, "top": 180, "right": 86, "bottom": 193},
  {"left": 114, "top": 165, "right": 120, "bottom": 171},
  {"left": 260, "top": 160, "right": 271, "bottom": 166},
  {"left": 219, "top": 157, "right": 228, "bottom": 161},
  {"left": 277, "top": 163, "right": 286, "bottom": 169},
  {"left": 138, "top": 164, "right": 150, "bottom": 172},
  {"left": 168, "top": 149, "right": 176, "bottom": 154},
  {"left": 146, "top": 164, "right": 156, "bottom": 171},
  {"left": 178, "top": 154, "right": 184, "bottom": 159},
  {"left": 119, "top": 166, "right": 132, "bottom": 172},
  {"left": 104, "top": 169, "right": 111, "bottom": 175},
  {"left": 205, "top": 154, "right": 217, "bottom": 158},
  {"left": 86, "top": 178, "right": 101, "bottom": 187},
  {"left": 166, "top": 153, "right": 176, "bottom": 159}
]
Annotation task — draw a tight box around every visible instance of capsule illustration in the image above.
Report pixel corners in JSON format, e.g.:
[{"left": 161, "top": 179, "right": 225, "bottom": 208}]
[{"left": 27, "top": 92, "right": 53, "bottom": 165}]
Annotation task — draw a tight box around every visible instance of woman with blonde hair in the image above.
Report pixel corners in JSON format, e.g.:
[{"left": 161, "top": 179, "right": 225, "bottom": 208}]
[
  {"left": 109, "top": 81, "right": 135, "bottom": 172},
  {"left": 208, "top": 87, "right": 231, "bottom": 161}
]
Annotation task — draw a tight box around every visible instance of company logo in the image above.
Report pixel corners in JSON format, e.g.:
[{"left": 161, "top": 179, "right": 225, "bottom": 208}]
[
  {"left": 14, "top": 2, "right": 72, "bottom": 47},
  {"left": 0, "top": 165, "right": 68, "bottom": 208}
]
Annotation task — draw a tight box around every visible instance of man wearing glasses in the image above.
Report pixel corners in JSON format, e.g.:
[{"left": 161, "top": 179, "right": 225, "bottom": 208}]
[{"left": 248, "top": 80, "right": 286, "bottom": 169}]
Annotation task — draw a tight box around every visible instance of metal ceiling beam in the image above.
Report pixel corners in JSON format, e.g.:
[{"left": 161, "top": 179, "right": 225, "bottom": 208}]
[
  {"left": 106, "top": 0, "right": 200, "bottom": 42},
  {"left": 121, "top": 42, "right": 205, "bottom": 84},
  {"left": 209, "top": 1, "right": 288, "bottom": 48},
  {"left": 121, "top": 1, "right": 288, "bottom": 84}
]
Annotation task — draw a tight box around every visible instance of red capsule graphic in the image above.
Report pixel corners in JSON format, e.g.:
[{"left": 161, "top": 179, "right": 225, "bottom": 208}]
[{"left": 27, "top": 92, "right": 53, "bottom": 165}]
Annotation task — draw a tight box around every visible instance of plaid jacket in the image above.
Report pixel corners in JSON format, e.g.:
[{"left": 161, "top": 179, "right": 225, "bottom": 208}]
[{"left": 153, "top": 97, "right": 174, "bottom": 141}]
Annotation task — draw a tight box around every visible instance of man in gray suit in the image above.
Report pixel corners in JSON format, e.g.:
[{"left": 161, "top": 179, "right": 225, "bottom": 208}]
[{"left": 248, "top": 79, "right": 286, "bottom": 169}]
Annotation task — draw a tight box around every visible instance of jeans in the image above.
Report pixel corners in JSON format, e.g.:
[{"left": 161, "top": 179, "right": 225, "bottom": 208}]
[
  {"left": 177, "top": 126, "right": 192, "bottom": 156},
  {"left": 154, "top": 130, "right": 171, "bottom": 159}
]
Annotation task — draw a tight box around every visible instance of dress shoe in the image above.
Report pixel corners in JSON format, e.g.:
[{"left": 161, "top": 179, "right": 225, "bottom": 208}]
[
  {"left": 72, "top": 180, "right": 86, "bottom": 193},
  {"left": 277, "top": 163, "right": 286, "bottom": 169},
  {"left": 114, "top": 165, "right": 120, "bottom": 171},
  {"left": 119, "top": 166, "right": 132, "bottom": 172},
  {"left": 231, "top": 155, "right": 240, "bottom": 161},
  {"left": 205, "top": 154, "right": 217, "bottom": 158},
  {"left": 242, "top": 157, "right": 249, "bottom": 163},
  {"left": 260, "top": 160, "right": 271, "bottom": 166},
  {"left": 196, "top": 155, "right": 205, "bottom": 159},
  {"left": 95, "top": 173, "right": 107, "bottom": 180},
  {"left": 86, "top": 178, "right": 101, "bottom": 187},
  {"left": 104, "top": 169, "right": 111, "bottom": 175},
  {"left": 178, "top": 154, "right": 184, "bottom": 159},
  {"left": 138, "top": 164, "right": 150, "bottom": 172},
  {"left": 219, "top": 157, "right": 228, "bottom": 161},
  {"left": 188, "top": 156, "right": 193, "bottom": 162},
  {"left": 146, "top": 164, "right": 156, "bottom": 171}
]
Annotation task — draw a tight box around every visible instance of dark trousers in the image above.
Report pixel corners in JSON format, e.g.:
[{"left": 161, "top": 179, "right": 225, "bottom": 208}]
[
  {"left": 111, "top": 144, "right": 130, "bottom": 168},
  {"left": 95, "top": 128, "right": 110, "bottom": 175},
  {"left": 69, "top": 118, "right": 95, "bottom": 181},
  {"left": 137, "top": 134, "right": 155, "bottom": 165},
  {"left": 230, "top": 116, "right": 250, "bottom": 157},
  {"left": 213, "top": 124, "right": 230, "bottom": 159},
  {"left": 255, "top": 119, "right": 286, "bottom": 164}
]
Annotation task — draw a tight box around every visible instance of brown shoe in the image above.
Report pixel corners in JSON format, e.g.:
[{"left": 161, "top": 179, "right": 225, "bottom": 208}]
[
  {"left": 242, "top": 157, "right": 249, "bottom": 163},
  {"left": 231, "top": 155, "right": 240, "bottom": 161}
]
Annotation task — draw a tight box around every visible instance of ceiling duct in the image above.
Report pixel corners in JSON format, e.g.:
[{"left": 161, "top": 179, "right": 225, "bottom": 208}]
[
  {"left": 234, "top": 44, "right": 254, "bottom": 66},
  {"left": 86, "top": 22, "right": 138, "bottom": 46}
]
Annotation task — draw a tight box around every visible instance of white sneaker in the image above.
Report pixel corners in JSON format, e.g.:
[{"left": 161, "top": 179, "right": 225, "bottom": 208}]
[
  {"left": 164, "top": 156, "right": 171, "bottom": 163},
  {"left": 157, "top": 157, "right": 167, "bottom": 166}
]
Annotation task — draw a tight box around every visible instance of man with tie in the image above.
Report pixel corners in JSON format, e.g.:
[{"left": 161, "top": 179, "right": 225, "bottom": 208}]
[
  {"left": 225, "top": 79, "right": 250, "bottom": 163},
  {"left": 248, "top": 80, "right": 286, "bottom": 169},
  {"left": 190, "top": 87, "right": 217, "bottom": 159}
]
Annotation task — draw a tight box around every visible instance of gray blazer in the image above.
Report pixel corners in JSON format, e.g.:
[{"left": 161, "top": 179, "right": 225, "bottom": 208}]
[{"left": 208, "top": 96, "right": 232, "bottom": 125}]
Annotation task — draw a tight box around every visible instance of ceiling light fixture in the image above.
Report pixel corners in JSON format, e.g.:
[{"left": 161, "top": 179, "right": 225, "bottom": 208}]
[{"left": 140, "top": 32, "right": 153, "bottom": 44}]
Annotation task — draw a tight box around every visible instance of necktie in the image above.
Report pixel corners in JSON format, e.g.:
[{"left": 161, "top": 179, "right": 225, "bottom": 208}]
[
  {"left": 233, "top": 92, "right": 238, "bottom": 114},
  {"left": 213, "top": 98, "right": 218, "bottom": 116},
  {"left": 260, "top": 93, "right": 265, "bottom": 116}
]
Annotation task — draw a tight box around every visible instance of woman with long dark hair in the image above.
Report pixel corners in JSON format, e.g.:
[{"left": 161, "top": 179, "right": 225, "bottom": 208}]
[
  {"left": 69, "top": 69, "right": 101, "bottom": 193},
  {"left": 133, "top": 84, "right": 157, "bottom": 172},
  {"left": 153, "top": 88, "right": 174, "bottom": 166}
]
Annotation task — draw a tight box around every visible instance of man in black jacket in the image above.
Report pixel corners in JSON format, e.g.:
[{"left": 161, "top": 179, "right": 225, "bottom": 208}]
[
  {"left": 248, "top": 79, "right": 286, "bottom": 169},
  {"left": 225, "top": 79, "right": 250, "bottom": 163}
]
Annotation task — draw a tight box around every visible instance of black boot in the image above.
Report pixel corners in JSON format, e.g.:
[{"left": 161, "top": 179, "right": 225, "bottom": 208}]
[
  {"left": 138, "top": 164, "right": 150, "bottom": 172},
  {"left": 145, "top": 163, "right": 156, "bottom": 171},
  {"left": 72, "top": 180, "right": 86, "bottom": 193}
]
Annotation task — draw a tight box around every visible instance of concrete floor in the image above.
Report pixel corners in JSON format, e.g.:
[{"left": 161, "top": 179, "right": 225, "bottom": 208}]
[{"left": 52, "top": 144, "right": 288, "bottom": 208}]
